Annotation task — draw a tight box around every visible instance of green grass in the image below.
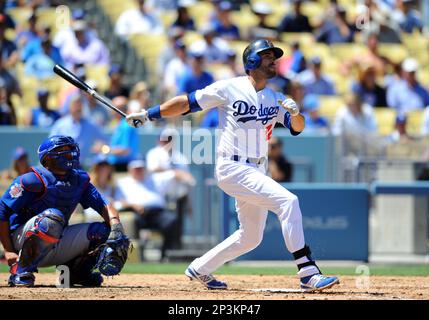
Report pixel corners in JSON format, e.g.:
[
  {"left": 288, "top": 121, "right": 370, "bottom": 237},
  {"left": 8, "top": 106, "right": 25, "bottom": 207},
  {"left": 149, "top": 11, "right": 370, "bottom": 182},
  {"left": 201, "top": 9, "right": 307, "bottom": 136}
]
[{"left": 1, "top": 263, "right": 428, "bottom": 276}]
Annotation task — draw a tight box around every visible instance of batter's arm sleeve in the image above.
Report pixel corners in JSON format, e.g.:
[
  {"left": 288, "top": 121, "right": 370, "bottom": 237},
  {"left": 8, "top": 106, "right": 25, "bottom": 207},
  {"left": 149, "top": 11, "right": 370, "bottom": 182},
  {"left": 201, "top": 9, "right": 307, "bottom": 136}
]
[{"left": 187, "top": 80, "right": 229, "bottom": 113}]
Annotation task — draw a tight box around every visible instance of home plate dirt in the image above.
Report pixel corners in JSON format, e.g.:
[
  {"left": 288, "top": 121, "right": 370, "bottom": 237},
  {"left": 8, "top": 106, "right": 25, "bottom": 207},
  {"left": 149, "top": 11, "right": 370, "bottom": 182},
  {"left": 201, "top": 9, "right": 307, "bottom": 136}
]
[{"left": 0, "top": 274, "right": 427, "bottom": 300}]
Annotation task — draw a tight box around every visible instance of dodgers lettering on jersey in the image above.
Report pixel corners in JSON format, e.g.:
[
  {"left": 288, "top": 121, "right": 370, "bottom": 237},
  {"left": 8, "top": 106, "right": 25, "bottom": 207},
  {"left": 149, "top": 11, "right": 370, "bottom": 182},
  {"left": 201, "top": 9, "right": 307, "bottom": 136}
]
[{"left": 193, "top": 76, "right": 293, "bottom": 158}]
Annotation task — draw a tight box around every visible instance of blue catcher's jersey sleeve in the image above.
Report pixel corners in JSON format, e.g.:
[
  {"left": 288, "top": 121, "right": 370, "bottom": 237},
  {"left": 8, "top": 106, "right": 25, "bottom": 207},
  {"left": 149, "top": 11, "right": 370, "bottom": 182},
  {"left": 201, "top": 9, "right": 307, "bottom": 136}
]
[
  {"left": 80, "top": 183, "right": 108, "bottom": 215},
  {"left": 275, "top": 93, "right": 302, "bottom": 136},
  {"left": 0, "top": 173, "right": 44, "bottom": 221}
]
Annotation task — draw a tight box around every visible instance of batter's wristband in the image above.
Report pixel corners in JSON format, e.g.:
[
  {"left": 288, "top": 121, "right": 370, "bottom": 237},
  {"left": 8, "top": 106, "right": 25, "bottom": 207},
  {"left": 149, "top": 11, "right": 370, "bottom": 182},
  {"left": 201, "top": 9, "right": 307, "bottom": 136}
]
[{"left": 147, "top": 105, "right": 162, "bottom": 120}]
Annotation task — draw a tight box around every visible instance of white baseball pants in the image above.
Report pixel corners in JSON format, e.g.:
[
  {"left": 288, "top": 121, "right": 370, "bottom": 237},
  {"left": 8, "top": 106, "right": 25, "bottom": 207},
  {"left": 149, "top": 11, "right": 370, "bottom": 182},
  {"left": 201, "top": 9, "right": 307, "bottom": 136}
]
[{"left": 190, "top": 156, "right": 306, "bottom": 275}]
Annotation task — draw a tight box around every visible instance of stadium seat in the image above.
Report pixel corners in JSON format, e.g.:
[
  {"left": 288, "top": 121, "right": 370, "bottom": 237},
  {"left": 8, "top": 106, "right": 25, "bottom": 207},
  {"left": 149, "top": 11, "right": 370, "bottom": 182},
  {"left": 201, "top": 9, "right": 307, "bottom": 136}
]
[
  {"left": 378, "top": 44, "right": 409, "bottom": 65},
  {"left": 7, "top": 7, "right": 32, "bottom": 26},
  {"left": 182, "top": 31, "right": 203, "bottom": 47},
  {"left": 329, "top": 73, "right": 352, "bottom": 96},
  {"left": 97, "top": 0, "right": 134, "bottom": 23},
  {"left": 418, "top": 68, "right": 429, "bottom": 87},
  {"left": 231, "top": 6, "right": 259, "bottom": 39},
  {"left": 373, "top": 108, "right": 396, "bottom": 136},
  {"left": 85, "top": 64, "right": 110, "bottom": 93},
  {"left": 129, "top": 33, "right": 168, "bottom": 85},
  {"left": 330, "top": 43, "right": 368, "bottom": 61},
  {"left": 280, "top": 32, "right": 315, "bottom": 47},
  {"left": 318, "top": 95, "right": 345, "bottom": 123},
  {"left": 406, "top": 109, "right": 424, "bottom": 136},
  {"left": 187, "top": 0, "right": 214, "bottom": 29}
]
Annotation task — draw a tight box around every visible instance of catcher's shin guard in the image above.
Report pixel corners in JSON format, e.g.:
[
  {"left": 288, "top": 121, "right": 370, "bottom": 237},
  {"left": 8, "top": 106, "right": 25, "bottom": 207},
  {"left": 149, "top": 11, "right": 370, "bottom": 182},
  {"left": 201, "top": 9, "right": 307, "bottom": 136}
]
[{"left": 9, "top": 209, "right": 65, "bottom": 286}]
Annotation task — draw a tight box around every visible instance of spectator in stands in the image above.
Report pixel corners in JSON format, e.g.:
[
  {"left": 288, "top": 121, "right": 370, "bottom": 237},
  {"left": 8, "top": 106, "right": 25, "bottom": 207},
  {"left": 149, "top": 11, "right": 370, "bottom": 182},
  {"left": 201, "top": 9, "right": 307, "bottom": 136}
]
[
  {"left": 93, "top": 96, "right": 140, "bottom": 172},
  {"left": 58, "top": 63, "right": 86, "bottom": 112},
  {"left": 341, "top": 33, "right": 390, "bottom": 77},
  {"left": 332, "top": 92, "right": 378, "bottom": 136},
  {"left": 104, "top": 64, "right": 130, "bottom": 100},
  {"left": 157, "top": 26, "right": 185, "bottom": 78},
  {"left": 211, "top": 49, "right": 242, "bottom": 80},
  {"left": 268, "top": 137, "right": 292, "bottom": 183},
  {"left": 278, "top": 0, "right": 313, "bottom": 33},
  {"left": 177, "top": 49, "right": 214, "bottom": 94},
  {"left": 387, "top": 58, "right": 429, "bottom": 116},
  {"left": 420, "top": 105, "right": 429, "bottom": 136},
  {"left": 386, "top": 114, "right": 411, "bottom": 144},
  {"left": 289, "top": 81, "right": 305, "bottom": 110},
  {"left": 24, "top": 37, "right": 62, "bottom": 79},
  {"left": 212, "top": 1, "right": 240, "bottom": 40},
  {"left": 190, "top": 24, "right": 231, "bottom": 64},
  {"left": 301, "top": 94, "right": 330, "bottom": 133},
  {"left": 21, "top": 32, "right": 63, "bottom": 65},
  {"left": 297, "top": 56, "right": 336, "bottom": 96},
  {"left": 315, "top": 5, "right": 354, "bottom": 44},
  {"left": 61, "top": 20, "right": 110, "bottom": 68},
  {"left": 393, "top": 0, "right": 423, "bottom": 33},
  {"left": 50, "top": 94, "right": 107, "bottom": 168},
  {"left": 0, "top": 13, "right": 18, "bottom": 68},
  {"left": 89, "top": 154, "right": 117, "bottom": 202},
  {"left": 14, "top": 12, "right": 39, "bottom": 48},
  {"left": 84, "top": 153, "right": 118, "bottom": 222},
  {"left": 351, "top": 63, "right": 387, "bottom": 107},
  {"left": 0, "top": 147, "right": 31, "bottom": 182},
  {"left": 128, "top": 81, "right": 154, "bottom": 126},
  {"left": 376, "top": 15, "right": 402, "bottom": 44},
  {"left": 146, "top": 128, "right": 194, "bottom": 239},
  {"left": 115, "top": 0, "right": 163, "bottom": 39},
  {"left": 0, "top": 54, "right": 21, "bottom": 99},
  {"left": 53, "top": 9, "right": 98, "bottom": 51},
  {"left": 146, "top": 128, "right": 190, "bottom": 173},
  {"left": 163, "top": 39, "right": 189, "bottom": 99},
  {"left": 24, "top": 88, "right": 60, "bottom": 128},
  {"left": 115, "top": 159, "right": 193, "bottom": 261},
  {"left": 82, "top": 80, "right": 111, "bottom": 127},
  {"left": 0, "top": 3, "right": 15, "bottom": 29},
  {"left": 146, "top": 0, "right": 182, "bottom": 12},
  {"left": 287, "top": 41, "right": 306, "bottom": 75},
  {"left": 171, "top": 3, "right": 195, "bottom": 31},
  {"left": 248, "top": 2, "right": 278, "bottom": 41},
  {"left": 0, "top": 79, "right": 16, "bottom": 125}
]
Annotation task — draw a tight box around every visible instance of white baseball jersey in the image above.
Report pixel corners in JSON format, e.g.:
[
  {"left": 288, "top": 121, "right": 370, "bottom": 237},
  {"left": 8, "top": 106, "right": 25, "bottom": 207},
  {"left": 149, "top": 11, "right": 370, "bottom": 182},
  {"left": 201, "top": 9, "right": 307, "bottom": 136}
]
[{"left": 190, "top": 76, "right": 296, "bottom": 159}]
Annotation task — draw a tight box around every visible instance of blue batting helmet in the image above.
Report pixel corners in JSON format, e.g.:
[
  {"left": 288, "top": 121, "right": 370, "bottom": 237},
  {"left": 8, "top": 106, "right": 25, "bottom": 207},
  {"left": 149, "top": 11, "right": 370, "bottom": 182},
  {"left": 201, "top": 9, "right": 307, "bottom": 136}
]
[
  {"left": 243, "top": 39, "right": 283, "bottom": 72},
  {"left": 38, "top": 135, "right": 80, "bottom": 171}
]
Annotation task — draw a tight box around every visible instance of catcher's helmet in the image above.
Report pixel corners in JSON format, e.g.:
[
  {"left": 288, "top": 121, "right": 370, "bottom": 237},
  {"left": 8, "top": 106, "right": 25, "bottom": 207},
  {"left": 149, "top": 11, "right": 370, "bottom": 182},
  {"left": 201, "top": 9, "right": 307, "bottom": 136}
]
[
  {"left": 38, "top": 135, "right": 80, "bottom": 171},
  {"left": 243, "top": 39, "right": 283, "bottom": 72}
]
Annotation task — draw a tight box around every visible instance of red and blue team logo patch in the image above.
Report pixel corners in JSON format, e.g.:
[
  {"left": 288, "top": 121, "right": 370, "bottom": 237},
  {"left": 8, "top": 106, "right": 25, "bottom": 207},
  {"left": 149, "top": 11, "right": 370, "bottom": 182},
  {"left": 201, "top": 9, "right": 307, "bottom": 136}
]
[{"left": 9, "top": 183, "right": 23, "bottom": 198}]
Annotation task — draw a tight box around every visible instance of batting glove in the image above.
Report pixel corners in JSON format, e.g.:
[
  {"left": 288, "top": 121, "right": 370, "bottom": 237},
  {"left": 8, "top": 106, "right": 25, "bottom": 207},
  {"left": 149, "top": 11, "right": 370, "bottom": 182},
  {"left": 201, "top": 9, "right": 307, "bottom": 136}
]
[
  {"left": 279, "top": 99, "right": 300, "bottom": 117},
  {"left": 126, "top": 109, "right": 148, "bottom": 128}
]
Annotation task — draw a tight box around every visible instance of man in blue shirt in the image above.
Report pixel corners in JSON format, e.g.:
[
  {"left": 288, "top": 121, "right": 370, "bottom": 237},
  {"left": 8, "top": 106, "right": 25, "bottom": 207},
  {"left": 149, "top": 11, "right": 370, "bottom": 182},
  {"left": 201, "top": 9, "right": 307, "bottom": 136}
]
[
  {"left": 297, "top": 56, "right": 336, "bottom": 96},
  {"left": 213, "top": 1, "right": 240, "bottom": 40},
  {"left": 106, "top": 96, "right": 140, "bottom": 171},
  {"left": 26, "top": 89, "right": 61, "bottom": 128},
  {"left": 50, "top": 94, "right": 107, "bottom": 168},
  {"left": 387, "top": 58, "right": 429, "bottom": 116},
  {"left": 0, "top": 135, "right": 128, "bottom": 287},
  {"left": 177, "top": 50, "right": 214, "bottom": 94}
]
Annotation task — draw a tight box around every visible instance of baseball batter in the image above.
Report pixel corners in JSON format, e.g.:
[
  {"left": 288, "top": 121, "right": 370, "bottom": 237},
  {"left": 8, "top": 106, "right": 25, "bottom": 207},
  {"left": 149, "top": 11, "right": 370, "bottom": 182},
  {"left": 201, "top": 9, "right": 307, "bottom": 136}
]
[
  {"left": 127, "top": 39, "right": 339, "bottom": 292},
  {"left": 0, "top": 135, "right": 130, "bottom": 287}
]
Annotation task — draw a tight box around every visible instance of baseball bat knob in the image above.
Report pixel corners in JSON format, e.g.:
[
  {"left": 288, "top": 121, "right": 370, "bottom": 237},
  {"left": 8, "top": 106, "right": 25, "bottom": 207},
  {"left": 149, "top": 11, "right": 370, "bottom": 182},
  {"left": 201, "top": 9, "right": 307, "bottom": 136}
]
[{"left": 133, "top": 119, "right": 143, "bottom": 128}]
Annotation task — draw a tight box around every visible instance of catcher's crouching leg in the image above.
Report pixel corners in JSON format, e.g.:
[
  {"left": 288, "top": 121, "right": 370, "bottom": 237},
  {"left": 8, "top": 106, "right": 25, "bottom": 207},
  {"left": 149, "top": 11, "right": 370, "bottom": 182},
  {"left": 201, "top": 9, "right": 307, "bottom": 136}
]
[
  {"left": 9, "top": 208, "right": 65, "bottom": 287},
  {"left": 62, "top": 222, "right": 110, "bottom": 287}
]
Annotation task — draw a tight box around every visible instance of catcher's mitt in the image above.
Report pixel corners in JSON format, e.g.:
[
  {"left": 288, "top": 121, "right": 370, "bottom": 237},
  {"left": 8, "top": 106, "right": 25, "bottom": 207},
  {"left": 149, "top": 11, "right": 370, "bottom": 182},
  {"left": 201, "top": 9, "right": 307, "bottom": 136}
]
[{"left": 93, "top": 223, "right": 130, "bottom": 276}]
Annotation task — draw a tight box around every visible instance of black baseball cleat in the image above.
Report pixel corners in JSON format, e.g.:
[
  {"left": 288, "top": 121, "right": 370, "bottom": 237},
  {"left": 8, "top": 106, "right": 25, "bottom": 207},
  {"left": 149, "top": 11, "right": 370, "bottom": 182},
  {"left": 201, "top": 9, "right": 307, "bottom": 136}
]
[{"left": 70, "top": 271, "right": 104, "bottom": 287}]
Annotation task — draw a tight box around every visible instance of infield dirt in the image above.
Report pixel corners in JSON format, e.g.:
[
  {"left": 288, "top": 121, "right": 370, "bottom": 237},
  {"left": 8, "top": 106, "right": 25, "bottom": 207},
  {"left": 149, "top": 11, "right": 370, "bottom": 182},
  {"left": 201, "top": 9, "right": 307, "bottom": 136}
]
[{"left": 0, "top": 274, "right": 427, "bottom": 300}]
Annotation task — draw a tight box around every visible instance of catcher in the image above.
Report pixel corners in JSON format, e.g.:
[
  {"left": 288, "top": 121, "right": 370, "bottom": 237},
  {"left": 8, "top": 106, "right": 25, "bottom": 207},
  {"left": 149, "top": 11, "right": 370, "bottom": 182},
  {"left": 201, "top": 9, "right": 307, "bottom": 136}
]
[{"left": 0, "top": 135, "right": 130, "bottom": 287}]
